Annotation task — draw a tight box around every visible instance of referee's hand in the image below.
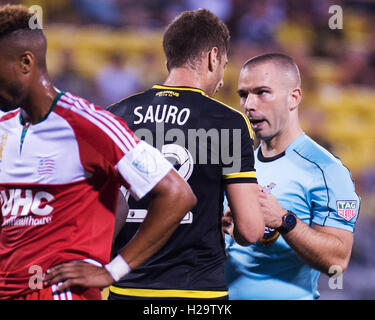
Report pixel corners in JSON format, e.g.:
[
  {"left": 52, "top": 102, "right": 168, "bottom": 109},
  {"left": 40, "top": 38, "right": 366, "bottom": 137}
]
[
  {"left": 43, "top": 261, "right": 113, "bottom": 292},
  {"left": 222, "top": 208, "right": 234, "bottom": 237}
]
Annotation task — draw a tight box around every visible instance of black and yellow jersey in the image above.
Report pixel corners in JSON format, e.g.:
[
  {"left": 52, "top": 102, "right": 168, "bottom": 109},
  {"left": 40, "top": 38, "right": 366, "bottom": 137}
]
[{"left": 107, "top": 85, "right": 257, "bottom": 299}]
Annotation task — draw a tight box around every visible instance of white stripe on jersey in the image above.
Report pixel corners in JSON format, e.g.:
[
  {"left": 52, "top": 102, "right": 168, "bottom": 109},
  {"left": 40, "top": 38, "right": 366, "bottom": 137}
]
[
  {"left": 60, "top": 94, "right": 136, "bottom": 151},
  {"left": 51, "top": 282, "right": 73, "bottom": 300},
  {"left": 66, "top": 290, "right": 73, "bottom": 300},
  {"left": 51, "top": 284, "right": 59, "bottom": 300},
  {"left": 61, "top": 94, "right": 137, "bottom": 150},
  {"left": 57, "top": 100, "right": 131, "bottom": 155}
]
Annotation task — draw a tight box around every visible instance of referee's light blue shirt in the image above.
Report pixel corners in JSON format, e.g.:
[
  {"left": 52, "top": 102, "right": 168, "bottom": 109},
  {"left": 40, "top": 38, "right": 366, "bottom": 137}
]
[{"left": 225, "top": 133, "right": 360, "bottom": 300}]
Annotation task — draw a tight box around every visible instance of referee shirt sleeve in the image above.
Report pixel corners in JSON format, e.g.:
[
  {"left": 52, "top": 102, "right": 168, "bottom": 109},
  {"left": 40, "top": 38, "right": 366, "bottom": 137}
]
[{"left": 310, "top": 163, "right": 360, "bottom": 232}]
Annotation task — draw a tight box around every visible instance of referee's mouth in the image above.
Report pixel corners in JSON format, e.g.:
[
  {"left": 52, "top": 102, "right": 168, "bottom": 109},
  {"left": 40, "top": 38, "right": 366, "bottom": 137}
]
[{"left": 249, "top": 118, "right": 267, "bottom": 130}]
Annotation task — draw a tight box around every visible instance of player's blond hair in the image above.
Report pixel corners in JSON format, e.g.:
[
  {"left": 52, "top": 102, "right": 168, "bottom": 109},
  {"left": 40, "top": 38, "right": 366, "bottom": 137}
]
[{"left": 0, "top": 4, "right": 35, "bottom": 37}]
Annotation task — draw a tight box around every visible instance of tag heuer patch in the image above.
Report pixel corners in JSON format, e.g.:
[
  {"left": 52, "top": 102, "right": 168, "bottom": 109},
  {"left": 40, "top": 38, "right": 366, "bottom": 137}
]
[{"left": 337, "top": 200, "right": 357, "bottom": 221}]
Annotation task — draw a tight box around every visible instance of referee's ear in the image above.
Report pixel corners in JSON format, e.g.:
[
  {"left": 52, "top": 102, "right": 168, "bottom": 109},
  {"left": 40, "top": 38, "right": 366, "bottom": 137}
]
[
  {"left": 288, "top": 87, "right": 302, "bottom": 111},
  {"left": 166, "top": 60, "right": 170, "bottom": 73}
]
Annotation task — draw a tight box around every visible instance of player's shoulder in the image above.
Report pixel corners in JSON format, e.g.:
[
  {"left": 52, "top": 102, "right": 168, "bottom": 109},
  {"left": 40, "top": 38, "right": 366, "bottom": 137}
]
[
  {"left": 56, "top": 91, "right": 138, "bottom": 147},
  {"left": 289, "top": 134, "right": 349, "bottom": 174},
  {"left": 107, "top": 90, "right": 147, "bottom": 114},
  {"left": 56, "top": 91, "right": 120, "bottom": 122},
  {"left": 57, "top": 91, "right": 102, "bottom": 113},
  {"left": 205, "top": 96, "right": 253, "bottom": 137},
  {"left": 203, "top": 95, "right": 245, "bottom": 118}
]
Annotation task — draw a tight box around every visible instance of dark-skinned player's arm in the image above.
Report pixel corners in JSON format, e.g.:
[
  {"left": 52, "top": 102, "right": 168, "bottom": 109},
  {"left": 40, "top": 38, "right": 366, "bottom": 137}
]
[
  {"left": 112, "top": 187, "right": 129, "bottom": 242},
  {"left": 44, "top": 168, "right": 196, "bottom": 291}
]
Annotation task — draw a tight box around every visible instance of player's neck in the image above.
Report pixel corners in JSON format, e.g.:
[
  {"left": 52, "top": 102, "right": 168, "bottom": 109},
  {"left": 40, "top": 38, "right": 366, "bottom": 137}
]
[
  {"left": 260, "top": 125, "right": 303, "bottom": 157},
  {"left": 20, "top": 76, "right": 59, "bottom": 125},
  {"left": 164, "top": 67, "right": 208, "bottom": 94}
]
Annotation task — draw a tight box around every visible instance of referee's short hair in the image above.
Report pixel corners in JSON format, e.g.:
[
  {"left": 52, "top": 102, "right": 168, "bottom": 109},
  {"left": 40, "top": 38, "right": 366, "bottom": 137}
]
[
  {"left": 163, "top": 8, "right": 230, "bottom": 70},
  {"left": 243, "top": 53, "right": 301, "bottom": 87}
]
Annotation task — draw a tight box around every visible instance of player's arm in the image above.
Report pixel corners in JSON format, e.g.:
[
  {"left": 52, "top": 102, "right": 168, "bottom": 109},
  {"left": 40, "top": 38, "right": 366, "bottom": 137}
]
[
  {"left": 222, "top": 112, "right": 265, "bottom": 245},
  {"left": 114, "top": 169, "right": 196, "bottom": 268},
  {"left": 44, "top": 167, "right": 196, "bottom": 291},
  {"left": 258, "top": 164, "right": 359, "bottom": 275},
  {"left": 112, "top": 187, "right": 129, "bottom": 242},
  {"left": 225, "top": 183, "right": 264, "bottom": 245}
]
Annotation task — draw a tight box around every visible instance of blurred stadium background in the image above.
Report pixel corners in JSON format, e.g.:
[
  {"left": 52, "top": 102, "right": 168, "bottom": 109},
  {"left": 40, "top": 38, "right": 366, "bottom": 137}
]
[{"left": 1, "top": 0, "right": 374, "bottom": 299}]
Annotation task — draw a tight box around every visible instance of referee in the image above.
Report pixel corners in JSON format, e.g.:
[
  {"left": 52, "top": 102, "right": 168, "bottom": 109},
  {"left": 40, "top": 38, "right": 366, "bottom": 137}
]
[{"left": 224, "top": 53, "right": 360, "bottom": 299}]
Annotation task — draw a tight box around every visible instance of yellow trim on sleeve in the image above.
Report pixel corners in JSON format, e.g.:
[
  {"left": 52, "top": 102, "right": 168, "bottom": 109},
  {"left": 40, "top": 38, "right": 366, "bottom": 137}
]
[
  {"left": 223, "top": 171, "right": 256, "bottom": 180},
  {"left": 109, "top": 286, "right": 228, "bottom": 299}
]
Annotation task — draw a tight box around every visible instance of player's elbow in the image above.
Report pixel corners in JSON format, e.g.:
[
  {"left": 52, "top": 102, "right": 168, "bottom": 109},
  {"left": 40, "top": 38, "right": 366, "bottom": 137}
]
[
  {"left": 233, "top": 221, "right": 264, "bottom": 246},
  {"left": 166, "top": 172, "right": 197, "bottom": 213},
  {"left": 176, "top": 183, "right": 197, "bottom": 213}
]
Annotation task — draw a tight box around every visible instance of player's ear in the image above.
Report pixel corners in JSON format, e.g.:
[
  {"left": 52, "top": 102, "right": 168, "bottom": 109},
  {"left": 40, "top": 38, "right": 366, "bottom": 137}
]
[
  {"left": 165, "top": 60, "right": 170, "bottom": 73},
  {"left": 208, "top": 47, "right": 219, "bottom": 72},
  {"left": 288, "top": 87, "right": 302, "bottom": 111},
  {"left": 19, "top": 52, "right": 34, "bottom": 74}
]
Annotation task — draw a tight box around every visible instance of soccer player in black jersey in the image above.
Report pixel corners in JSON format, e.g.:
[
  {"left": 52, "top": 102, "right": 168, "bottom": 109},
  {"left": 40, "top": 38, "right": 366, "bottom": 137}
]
[{"left": 107, "top": 9, "right": 264, "bottom": 300}]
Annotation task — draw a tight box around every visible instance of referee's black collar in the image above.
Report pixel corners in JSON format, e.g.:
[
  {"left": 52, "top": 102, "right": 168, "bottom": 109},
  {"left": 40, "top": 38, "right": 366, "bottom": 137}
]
[{"left": 257, "top": 147, "right": 286, "bottom": 162}]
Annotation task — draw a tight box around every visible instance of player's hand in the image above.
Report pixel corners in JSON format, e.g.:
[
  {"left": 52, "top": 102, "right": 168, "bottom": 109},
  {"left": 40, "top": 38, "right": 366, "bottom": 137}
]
[
  {"left": 258, "top": 191, "right": 287, "bottom": 229},
  {"left": 43, "top": 261, "right": 114, "bottom": 292},
  {"left": 222, "top": 207, "right": 234, "bottom": 237}
]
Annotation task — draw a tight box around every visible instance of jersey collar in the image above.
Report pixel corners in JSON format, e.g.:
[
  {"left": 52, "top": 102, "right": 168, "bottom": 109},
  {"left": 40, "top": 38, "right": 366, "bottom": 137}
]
[
  {"left": 257, "top": 147, "right": 286, "bottom": 163},
  {"left": 152, "top": 84, "right": 208, "bottom": 96},
  {"left": 257, "top": 133, "right": 306, "bottom": 163},
  {"left": 19, "top": 91, "right": 65, "bottom": 126}
]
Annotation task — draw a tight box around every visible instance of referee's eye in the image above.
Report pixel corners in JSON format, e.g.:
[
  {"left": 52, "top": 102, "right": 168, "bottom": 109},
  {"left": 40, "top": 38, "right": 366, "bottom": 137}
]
[{"left": 237, "top": 90, "right": 248, "bottom": 99}]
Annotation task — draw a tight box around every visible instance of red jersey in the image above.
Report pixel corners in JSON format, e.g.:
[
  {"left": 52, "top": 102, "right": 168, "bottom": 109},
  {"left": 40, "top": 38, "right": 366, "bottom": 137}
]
[{"left": 0, "top": 92, "right": 173, "bottom": 299}]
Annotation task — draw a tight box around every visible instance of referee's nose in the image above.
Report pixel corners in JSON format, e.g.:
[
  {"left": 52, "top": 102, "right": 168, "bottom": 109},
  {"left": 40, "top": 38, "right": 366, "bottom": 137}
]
[{"left": 244, "top": 93, "right": 256, "bottom": 112}]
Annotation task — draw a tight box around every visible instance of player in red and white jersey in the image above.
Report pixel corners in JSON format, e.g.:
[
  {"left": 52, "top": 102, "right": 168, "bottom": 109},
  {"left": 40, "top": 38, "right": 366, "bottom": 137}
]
[{"left": 0, "top": 5, "right": 196, "bottom": 300}]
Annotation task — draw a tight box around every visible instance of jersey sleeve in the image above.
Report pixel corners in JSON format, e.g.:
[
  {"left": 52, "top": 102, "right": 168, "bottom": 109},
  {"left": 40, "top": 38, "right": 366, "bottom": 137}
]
[
  {"left": 310, "top": 163, "right": 360, "bottom": 232},
  {"left": 115, "top": 140, "right": 173, "bottom": 200},
  {"left": 222, "top": 112, "right": 257, "bottom": 184}
]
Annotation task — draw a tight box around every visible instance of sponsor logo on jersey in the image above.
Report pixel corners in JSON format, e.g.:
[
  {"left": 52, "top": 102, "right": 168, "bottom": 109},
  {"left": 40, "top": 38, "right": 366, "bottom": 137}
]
[
  {"left": 337, "top": 200, "right": 357, "bottom": 221},
  {"left": 0, "top": 133, "right": 7, "bottom": 161},
  {"left": 155, "top": 91, "right": 180, "bottom": 98},
  {"left": 0, "top": 189, "right": 54, "bottom": 226},
  {"left": 38, "top": 158, "right": 55, "bottom": 176}
]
